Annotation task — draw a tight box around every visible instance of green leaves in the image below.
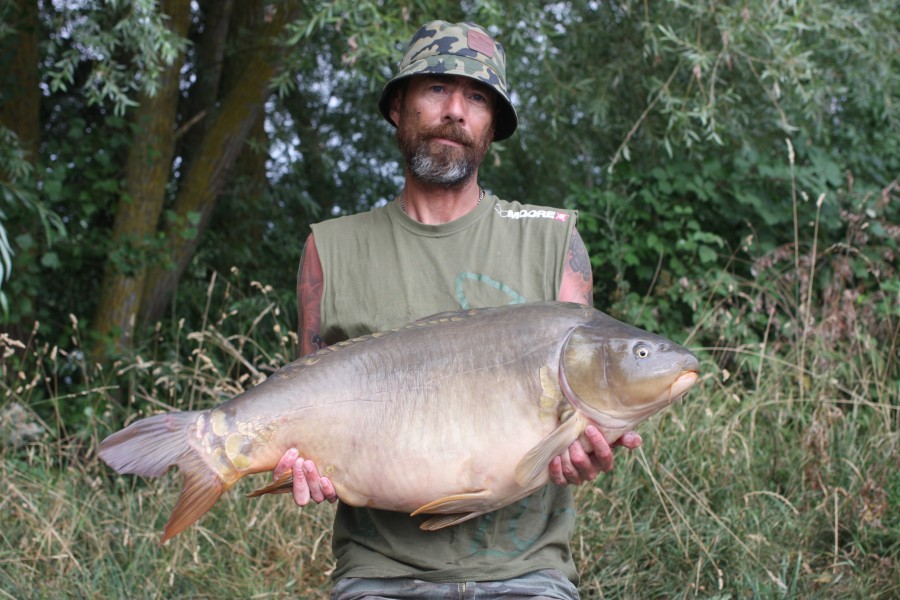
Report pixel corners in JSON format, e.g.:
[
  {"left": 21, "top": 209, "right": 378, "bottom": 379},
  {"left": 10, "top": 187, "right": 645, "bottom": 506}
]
[
  {"left": 43, "top": 0, "right": 189, "bottom": 116},
  {"left": 0, "top": 129, "right": 67, "bottom": 307},
  {"left": 3, "top": 0, "right": 897, "bottom": 357}
]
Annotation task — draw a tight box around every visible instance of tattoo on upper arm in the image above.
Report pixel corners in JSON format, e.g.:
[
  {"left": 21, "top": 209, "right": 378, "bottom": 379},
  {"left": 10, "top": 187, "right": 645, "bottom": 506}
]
[
  {"left": 564, "top": 230, "right": 594, "bottom": 305},
  {"left": 568, "top": 231, "right": 591, "bottom": 284},
  {"left": 297, "top": 236, "right": 325, "bottom": 356}
]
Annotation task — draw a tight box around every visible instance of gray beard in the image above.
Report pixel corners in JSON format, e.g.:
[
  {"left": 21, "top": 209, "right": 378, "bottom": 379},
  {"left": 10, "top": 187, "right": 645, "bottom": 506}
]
[{"left": 406, "top": 144, "right": 476, "bottom": 187}]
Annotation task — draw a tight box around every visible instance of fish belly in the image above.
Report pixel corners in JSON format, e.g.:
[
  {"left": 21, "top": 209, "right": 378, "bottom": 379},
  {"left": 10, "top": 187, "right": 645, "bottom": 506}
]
[{"left": 258, "top": 377, "right": 556, "bottom": 512}]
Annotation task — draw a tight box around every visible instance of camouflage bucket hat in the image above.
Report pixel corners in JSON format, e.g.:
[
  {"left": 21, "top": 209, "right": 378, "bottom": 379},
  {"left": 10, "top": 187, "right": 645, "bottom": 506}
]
[{"left": 378, "top": 21, "right": 518, "bottom": 141}]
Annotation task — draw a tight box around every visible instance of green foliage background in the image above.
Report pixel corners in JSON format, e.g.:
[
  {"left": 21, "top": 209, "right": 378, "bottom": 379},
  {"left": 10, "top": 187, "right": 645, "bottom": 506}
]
[
  {"left": 1, "top": 0, "right": 898, "bottom": 597},
  {"left": 1, "top": 0, "right": 897, "bottom": 345}
]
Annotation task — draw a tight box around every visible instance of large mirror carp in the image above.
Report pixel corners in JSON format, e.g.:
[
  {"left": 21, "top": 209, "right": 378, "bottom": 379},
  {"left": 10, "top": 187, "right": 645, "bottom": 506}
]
[{"left": 99, "top": 301, "right": 700, "bottom": 542}]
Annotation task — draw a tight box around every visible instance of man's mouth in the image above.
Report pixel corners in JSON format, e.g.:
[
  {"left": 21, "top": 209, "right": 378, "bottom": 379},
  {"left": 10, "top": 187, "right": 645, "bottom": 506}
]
[
  {"left": 423, "top": 125, "right": 473, "bottom": 148},
  {"left": 431, "top": 137, "right": 464, "bottom": 147}
]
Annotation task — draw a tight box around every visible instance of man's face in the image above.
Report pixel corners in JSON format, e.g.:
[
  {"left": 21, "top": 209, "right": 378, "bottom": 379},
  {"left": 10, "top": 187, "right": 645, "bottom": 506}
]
[{"left": 391, "top": 75, "right": 496, "bottom": 187}]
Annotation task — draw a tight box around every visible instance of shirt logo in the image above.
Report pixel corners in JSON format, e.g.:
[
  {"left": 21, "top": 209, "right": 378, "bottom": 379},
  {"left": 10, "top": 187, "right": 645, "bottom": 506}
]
[{"left": 494, "top": 205, "right": 569, "bottom": 222}]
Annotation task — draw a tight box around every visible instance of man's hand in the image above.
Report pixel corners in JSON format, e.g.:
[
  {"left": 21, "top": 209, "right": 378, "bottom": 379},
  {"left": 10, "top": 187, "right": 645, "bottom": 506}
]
[
  {"left": 272, "top": 448, "right": 338, "bottom": 506},
  {"left": 549, "top": 426, "right": 642, "bottom": 486}
]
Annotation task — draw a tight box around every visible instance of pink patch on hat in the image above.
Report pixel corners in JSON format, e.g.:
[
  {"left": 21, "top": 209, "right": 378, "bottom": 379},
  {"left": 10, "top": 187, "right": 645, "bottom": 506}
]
[
  {"left": 555, "top": 213, "right": 569, "bottom": 222},
  {"left": 467, "top": 29, "right": 495, "bottom": 58}
]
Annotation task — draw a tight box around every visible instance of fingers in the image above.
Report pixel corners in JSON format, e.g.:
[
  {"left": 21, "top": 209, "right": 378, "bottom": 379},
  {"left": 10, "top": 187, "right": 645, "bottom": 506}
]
[
  {"left": 301, "top": 459, "right": 332, "bottom": 503},
  {"left": 273, "top": 448, "right": 339, "bottom": 506},
  {"left": 583, "top": 425, "right": 613, "bottom": 474},
  {"left": 568, "top": 434, "right": 600, "bottom": 481},
  {"left": 549, "top": 441, "right": 594, "bottom": 486},
  {"left": 291, "top": 458, "right": 312, "bottom": 506},
  {"left": 320, "top": 475, "right": 338, "bottom": 504},
  {"left": 304, "top": 461, "right": 338, "bottom": 504},
  {"left": 271, "top": 448, "right": 300, "bottom": 494},
  {"left": 549, "top": 456, "right": 567, "bottom": 486},
  {"left": 551, "top": 426, "right": 640, "bottom": 487},
  {"left": 613, "top": 431, "right": 643, "bottom": 450},
  {"left": 274, "top": 447, "right": 299, "bottom": 479}
]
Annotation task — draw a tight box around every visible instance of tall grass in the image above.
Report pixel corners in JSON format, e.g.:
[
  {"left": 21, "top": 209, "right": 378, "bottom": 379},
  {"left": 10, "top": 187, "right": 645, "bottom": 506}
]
[
  {"left": 569, "top": 171, "right": 899, "bottom": 598},
  {"left": 2, "top": 278, "right": 339, "bottom": 599},
  {"left": 2, "top": 191, "right": 898, "bottom": 598}
]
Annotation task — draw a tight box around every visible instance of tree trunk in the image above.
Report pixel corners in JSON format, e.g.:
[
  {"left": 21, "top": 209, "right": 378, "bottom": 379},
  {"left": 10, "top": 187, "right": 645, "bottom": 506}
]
[
  {"left": 177, "top": 0, "right": 234, "bottom": 174},
  {"left": 90, "top": 0, "right": 191, "bottom": 355},
  {"left": 0, "top": 0, "right": 41, "bottom": 338},
  {"left": 139, "top": 2, "right": 294, "bottom": 326},
  {"left": 0, "top": 0, "right": 40, "bottom": 164}
]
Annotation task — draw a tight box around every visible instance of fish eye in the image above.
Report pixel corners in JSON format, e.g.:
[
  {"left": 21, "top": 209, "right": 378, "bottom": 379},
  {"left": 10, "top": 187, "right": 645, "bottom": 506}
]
[{"left": 634, "top": 344, "right": 651, "bottom": 359}]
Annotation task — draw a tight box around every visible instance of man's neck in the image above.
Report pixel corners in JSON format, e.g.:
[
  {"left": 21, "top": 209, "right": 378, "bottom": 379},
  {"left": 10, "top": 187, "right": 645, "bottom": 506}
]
[{"left": 399, "top": 176, "right": 483, "bottom": 225}]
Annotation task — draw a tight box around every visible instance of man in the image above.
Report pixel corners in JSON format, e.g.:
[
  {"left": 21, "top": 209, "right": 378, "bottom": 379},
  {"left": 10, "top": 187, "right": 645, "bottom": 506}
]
[{"left": 272, "top": 21, "right": 642, "bottom": 599}]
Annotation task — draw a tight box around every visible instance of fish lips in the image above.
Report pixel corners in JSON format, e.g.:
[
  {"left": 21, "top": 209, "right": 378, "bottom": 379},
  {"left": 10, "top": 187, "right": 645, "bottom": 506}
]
[{"left": 667, "top": 369, "right": 699, "bottom": 404}]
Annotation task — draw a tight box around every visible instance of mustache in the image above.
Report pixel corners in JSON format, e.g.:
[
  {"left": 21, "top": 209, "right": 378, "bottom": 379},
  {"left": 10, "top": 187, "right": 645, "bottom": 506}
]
[{"left": 420, "top": 124, "right": 475, "bottom": 147}]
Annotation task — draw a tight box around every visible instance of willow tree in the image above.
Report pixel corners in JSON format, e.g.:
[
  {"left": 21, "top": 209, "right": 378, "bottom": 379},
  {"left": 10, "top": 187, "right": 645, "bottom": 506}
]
[
  {"left": 5, "top": 0, "right": 464, "bottom": 355},
  {"left": 90, "top": 0, "right": 191, "bottom": 352},
  {"left": 7, "top": 0, "right": 896, "bottom": 358},
  {"left": 90, "top": 0, "right": 302, "bottom": 353}
]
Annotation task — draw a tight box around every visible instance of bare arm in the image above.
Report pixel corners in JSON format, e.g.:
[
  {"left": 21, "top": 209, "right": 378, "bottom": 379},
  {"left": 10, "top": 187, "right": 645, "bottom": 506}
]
[
  {"left": 297, "top": 234, "right": 326, "bottom": 357},
  {"left": 274, "top": 233, "right": 337, "bottom": 506},
  {"left": 557, "top": 228, "right": 593, "bottom": 306},
  {"left": 551, "top": 228, "right": 642, "bottom": 486}
]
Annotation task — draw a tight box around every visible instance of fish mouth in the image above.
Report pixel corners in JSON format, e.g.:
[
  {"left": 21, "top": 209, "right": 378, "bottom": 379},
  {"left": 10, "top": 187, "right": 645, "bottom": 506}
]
[{"left": 667, "top": 370, "right": 699, "bottom": 403}]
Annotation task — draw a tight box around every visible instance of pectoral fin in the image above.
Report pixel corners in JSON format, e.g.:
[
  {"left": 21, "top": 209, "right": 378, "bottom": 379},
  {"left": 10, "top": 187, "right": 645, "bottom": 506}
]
[
  {"left": 246, "top": 469, "right": 293, "bottom": 498},
  {"left": 411, "top": 490, "right": 494, "bottom": 531},
  {"left": 514, "top": 411, "right": 587, "bottom": 487},
  {"left": 411, "top": 489, "right": 493, "bottom": 515},
  {"left": 419, "top": 512, "right": 486, "bottom": 531}
]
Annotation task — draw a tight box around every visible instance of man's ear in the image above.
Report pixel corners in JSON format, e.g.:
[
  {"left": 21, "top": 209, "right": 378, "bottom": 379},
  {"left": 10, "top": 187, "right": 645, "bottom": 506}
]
[{"left": 389, "top": 83, "right": 407, "bottom": 125}]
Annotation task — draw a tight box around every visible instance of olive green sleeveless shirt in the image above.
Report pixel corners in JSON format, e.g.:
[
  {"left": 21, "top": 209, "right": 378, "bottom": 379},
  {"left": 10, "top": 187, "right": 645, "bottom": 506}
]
[{"left": 310, "top": 193, "right": 580, "bottom": 584}]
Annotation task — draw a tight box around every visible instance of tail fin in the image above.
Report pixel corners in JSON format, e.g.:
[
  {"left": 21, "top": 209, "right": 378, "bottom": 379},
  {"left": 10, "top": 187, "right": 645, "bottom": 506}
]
[{"left": 98, "top": 412, "right": 229, "bottom": 543}]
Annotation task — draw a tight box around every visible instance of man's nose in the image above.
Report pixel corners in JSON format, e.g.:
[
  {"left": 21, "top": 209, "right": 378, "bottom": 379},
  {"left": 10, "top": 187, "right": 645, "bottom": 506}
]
[{"left": 443, "top": 90, "right": 466, "bottom": 124}]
